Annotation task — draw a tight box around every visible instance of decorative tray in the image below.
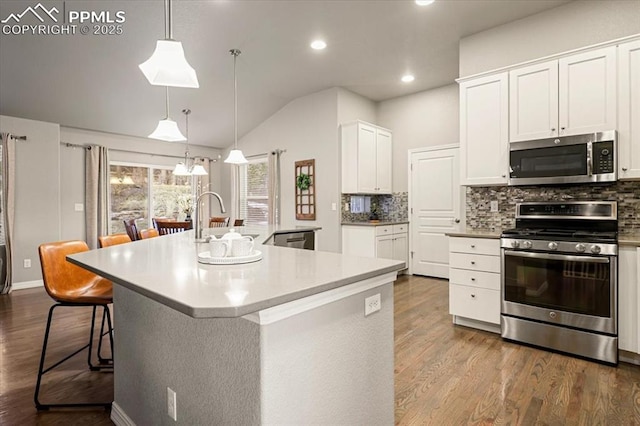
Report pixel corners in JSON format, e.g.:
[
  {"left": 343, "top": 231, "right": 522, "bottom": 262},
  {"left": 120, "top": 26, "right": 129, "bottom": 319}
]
[{"left": 197, "top": 250, "right": 263, "bottom": 265}]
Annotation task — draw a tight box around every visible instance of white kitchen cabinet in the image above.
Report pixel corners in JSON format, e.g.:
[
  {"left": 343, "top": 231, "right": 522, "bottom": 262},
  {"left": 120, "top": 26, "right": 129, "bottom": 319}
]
[
  {"left": 619, "top": 246, "right": 639, "bottom": 354},
  {"left": 448, "top": 236, "right": 501, "bottom": 332},
  {"left": 459, "top": 72, "right": 509, "bottom": 186},
  {"left": 618, "top": 40, "right": 640, "bottom": 180},
  {"left": 342, "top": 224, "right": 408, "bottom": 272},
  {"left": 509, "top": 46, "right": 616, "bottom": 142},
  {"left": 341, "top": 121, "right": 392, "bottom": 194}
]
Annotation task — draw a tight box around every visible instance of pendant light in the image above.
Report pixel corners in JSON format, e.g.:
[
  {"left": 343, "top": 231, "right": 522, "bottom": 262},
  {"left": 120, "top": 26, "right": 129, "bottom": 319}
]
[
  {"left": 139, "top": 0, "right": 199, "bottom": 88},
  {"left": 173, "top": 109, "right": 208, "bottom": 176},
  {"left": 149, "top": 87, "right": 186, "bottom": 142},
  {"left": 224, "top": 49, "right": 248, "bottom": 165}
]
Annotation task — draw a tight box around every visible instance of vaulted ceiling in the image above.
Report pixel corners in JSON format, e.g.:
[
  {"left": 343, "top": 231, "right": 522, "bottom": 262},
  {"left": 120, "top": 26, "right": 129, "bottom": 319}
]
[{"left": 0, "top": 0, "right": 570, "bottom": 148}]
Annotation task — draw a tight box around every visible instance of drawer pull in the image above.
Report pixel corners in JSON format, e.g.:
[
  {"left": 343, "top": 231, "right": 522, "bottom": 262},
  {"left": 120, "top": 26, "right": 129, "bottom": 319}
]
[
  {"left": 471, "top": 261, "right": 476, "bottom": 265},
  {"left": 470, "top": 294, "right": 476, "bottom": 298},
  {"left": 471, "top": 277, "right": 476, "bottom": 281},
  {"left": 471, "top": 245, "right": 475, "bottom": 248}
]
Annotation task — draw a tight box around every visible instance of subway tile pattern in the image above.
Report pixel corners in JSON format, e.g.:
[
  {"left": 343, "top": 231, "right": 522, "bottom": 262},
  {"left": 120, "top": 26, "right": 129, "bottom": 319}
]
[
  {"left": 341, "top": 192, "right": 408, "bottom": 223},
  {"left": 466, "top": 181, "right": 640, "bottom": 234}
]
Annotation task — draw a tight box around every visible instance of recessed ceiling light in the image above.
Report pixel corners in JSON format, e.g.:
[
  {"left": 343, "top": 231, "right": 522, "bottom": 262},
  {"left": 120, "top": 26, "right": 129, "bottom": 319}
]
[
  {"left": 310, "top": 40, "right": 327, "bottom": 50},
  {"left": 401, "top": 74, "right": 415, "bottom": 83},
  {"left": 415, "top": 0, "right": 435, "bottom": 5}
]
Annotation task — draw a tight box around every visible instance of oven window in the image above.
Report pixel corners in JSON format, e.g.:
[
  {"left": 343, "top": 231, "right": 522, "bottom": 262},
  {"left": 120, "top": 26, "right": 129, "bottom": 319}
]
[
  {"left": 503, "top": 253, "right": 610, "bottom": 317},
  {"left": 510, "top": 144, "right": 587, "bottom": 177}
]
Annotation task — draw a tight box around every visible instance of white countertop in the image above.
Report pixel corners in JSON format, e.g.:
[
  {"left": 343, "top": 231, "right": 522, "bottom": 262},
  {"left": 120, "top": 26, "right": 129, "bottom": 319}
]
[{"left": 68, "top": 227, "right": 404, "bottom": 318}]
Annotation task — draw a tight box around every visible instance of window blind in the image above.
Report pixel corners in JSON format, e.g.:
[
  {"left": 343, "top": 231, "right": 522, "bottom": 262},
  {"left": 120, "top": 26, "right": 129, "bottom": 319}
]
[{"left": 239, "top": 156, "right": 269, "bottom": 225}]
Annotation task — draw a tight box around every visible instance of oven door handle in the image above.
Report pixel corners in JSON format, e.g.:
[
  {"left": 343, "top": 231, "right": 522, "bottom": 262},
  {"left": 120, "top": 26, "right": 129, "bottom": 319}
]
[{"left": 504, "top": 250, "right": 610, "bottom": 264}]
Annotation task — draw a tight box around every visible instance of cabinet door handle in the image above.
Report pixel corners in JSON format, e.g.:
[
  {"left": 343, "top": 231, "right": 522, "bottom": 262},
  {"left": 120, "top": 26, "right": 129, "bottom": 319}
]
[
  {"left": 551, "top": 128, "right": 556, "bottom": 132},
  {"left": 470, "top": 245, "right": 475, "bottom": 248},
  {"left": 502, "top": 174, "right": 506, "bottom": 178},
  {"left": 471, "top": 261, "right": 476, "bottom": 265},
  {"left": 454, "top": 218, "right": 460, "bottom": 223},
  {"left": 471, "top": 277, "right": 476, "bottom": 281},
  {"left": 622, "top": 167, "right": 628, "bottom": 172},
  {"left": 471, "top": 294, "right": 476, "bottom": 298}
]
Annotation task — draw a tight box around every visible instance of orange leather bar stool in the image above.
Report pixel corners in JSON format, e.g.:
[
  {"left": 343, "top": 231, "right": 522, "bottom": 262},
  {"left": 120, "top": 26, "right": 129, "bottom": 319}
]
[
  {"left": 138, "top": 228, "right": 159, "bottom": 239},
  {"left": 98, "top": 233, "right": 131, "bottom": 248},
  {"left": 35, "top": 241, "right": 114, "bottom": 410}
]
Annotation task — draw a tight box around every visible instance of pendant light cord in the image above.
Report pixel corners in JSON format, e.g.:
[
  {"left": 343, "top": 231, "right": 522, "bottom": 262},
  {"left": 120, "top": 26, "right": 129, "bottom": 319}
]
[
  {"left": 230, "top": 49, "right": 241, "bottom": 150},
  {"left": 165, "top": 0, "right": 173, "bottom": 40},
  {"left": 165, "top": 86, "right": 170, "bottom": 119},
  {"left": 183, "top": 108, "right": 191, "bottom": 166}
]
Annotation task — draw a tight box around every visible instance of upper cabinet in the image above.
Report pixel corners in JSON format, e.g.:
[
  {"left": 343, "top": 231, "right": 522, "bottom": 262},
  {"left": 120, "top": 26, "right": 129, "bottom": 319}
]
[
  {"left": 341, "top": 121, "right": 392, "bottom": 194},
  {"left": 459, "top": 72, "right": 509, "bottom": 186},
  {"left": 509, "top": 46, "right": 617, "bottom": 142},
  {"left": 618, "top": 40, "right": 640, "bottom": 180}
]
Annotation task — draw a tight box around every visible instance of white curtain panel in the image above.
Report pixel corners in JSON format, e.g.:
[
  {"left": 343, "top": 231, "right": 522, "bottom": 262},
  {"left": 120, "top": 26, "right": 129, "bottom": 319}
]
[
  {"left": 0, "top": 133, "right": 15, "bottom": 294},
  {"left": 85, "top": 145, "right": 110, "bottom": 249},
  {"left": 268, "top": 150, "right": 282, "bottom": 225}
]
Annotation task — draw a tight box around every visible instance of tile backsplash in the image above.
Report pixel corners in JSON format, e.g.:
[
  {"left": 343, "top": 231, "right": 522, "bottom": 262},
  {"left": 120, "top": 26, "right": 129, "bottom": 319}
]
[
  {"left": 341, "top": 192, "right": 408, "bottom": 222},
  {"left": 466, "top": 181, "right": 640, "bottom": 234}
]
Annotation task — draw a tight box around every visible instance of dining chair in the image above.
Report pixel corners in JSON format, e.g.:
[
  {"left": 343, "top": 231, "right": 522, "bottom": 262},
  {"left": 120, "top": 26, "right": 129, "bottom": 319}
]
[
  {"left": 233, "top": 219, "right": 244, "bottom": 227},
  {"left": 35, "top": 240, "right": 114, "bottom": 410},
  {"left": 123, "top": 218, "right": 139, "bottom": 241},
  {"left": 209, "top": 217, "right": 230, "bottom": 228},
  {"left": 138, "top": 228, "right": 160, "bottom": 239},
  {"left": 152, "top": 217, "right": 175, "bottom": 231},
  {"left": 156, "top": 220, "right": 192, "bottom": 235},
  {"left": 98, "top": 233, "right": 131, "bottom": 248}
]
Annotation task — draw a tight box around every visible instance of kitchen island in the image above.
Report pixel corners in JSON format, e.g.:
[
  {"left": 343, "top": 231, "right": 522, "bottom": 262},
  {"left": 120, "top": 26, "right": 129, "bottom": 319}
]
[{"left": 68, "top": 227, "right": 404, "bottom": 425}]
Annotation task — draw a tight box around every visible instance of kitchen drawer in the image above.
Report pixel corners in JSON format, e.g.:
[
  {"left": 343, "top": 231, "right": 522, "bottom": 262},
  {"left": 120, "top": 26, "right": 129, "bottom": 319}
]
[
  {"left": 393, "top": 224, "right": 407, "bottom": 234},
  {"left": 375, "top": 225, "right": 393, "bottom": 236},
  {"left": 449, "top": 284, "right": 500, "bottom": 325},
  {"left": 449, "top": 268, "right": 500, "bottom": 291},
  {"left": 449, "top": 252, "right": 500, "bottom": 273},
  {"left": 449, "top": 237, "right": 500, "bottom": 256}
]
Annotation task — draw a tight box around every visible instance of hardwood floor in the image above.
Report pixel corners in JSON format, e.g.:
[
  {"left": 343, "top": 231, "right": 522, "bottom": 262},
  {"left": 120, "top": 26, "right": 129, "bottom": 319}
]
[{"left": 2, "top": 276, "right": 640, "bottom": 425}]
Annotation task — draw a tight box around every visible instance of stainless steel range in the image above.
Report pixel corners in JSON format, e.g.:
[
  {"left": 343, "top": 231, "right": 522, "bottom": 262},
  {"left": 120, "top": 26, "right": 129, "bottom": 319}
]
[{"left": 501, "top": 201, "right": 618, "bottom": 364}]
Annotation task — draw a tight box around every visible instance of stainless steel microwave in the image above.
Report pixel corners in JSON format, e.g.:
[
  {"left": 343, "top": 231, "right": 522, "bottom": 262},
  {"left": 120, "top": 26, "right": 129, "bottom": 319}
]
[{"left": 508, "top": 130, "right": 617, "bottom": 186}]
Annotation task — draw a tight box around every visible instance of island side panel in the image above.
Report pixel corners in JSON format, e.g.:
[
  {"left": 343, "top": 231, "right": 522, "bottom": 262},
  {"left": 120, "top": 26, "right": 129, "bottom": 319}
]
[
  {"left": 259, "top": 281, "right": 394, "bottom": 425},
  {"left": 113, "top": 285, "right": 262, "bottom": 425}
]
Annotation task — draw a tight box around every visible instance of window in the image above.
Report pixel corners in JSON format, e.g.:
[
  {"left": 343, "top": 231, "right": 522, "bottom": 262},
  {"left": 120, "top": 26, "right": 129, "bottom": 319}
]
[
  {"left": 110, "top": 163, "right": 192, "bottom": 233},
  {"left": 238, "top": 156, "right": 269, "bottom": 225}
]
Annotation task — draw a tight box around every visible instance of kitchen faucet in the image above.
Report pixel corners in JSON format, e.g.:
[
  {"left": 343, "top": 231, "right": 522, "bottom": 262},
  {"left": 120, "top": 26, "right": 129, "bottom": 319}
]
[{"left": 194, "top": 191, "right": 226, "bottom": 241}]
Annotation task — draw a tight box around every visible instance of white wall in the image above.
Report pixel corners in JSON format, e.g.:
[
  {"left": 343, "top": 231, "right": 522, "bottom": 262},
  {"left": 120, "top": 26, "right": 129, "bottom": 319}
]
[
  {"left": 0, "top": 115, "right": 60, "bottom": 284},
  {"left": 221, "top": 88, "right": 342, "bottom": 252},
  {"left": 337, "top": 88, "right": 377, "bottom": 125},
  {"left": 460, "top": 0, "right": 640, "bottom": 77},
  {"left": 377, "top": 84, "right": 459, "bottom": 192}
]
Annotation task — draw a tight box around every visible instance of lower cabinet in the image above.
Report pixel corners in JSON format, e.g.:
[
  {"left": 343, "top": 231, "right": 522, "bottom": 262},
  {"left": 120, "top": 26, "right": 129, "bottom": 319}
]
[
  {"left": 448, "top": 236, "right": 501, "bottom": 332},
  {"left": 619, "top": 246, "right": 640, "bottom": 356},
  {"left": 342, "top": 224, "right": 408, "bottom": 272}
]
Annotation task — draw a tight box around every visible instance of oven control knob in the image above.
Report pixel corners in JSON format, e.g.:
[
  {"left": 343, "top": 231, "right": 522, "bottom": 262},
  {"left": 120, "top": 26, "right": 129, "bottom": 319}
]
[
  {"left": 590, "top": 245, "right": 602, "bottom": 254},
  {"left": 575, "top": 243, "right": 586, "bottom": 253},
  {"left": 522, "top": 240, "right": 532, "bottom": 249},
  {"left": 548, "top": 242, "right": 558, "bottom": 250},
  {"left": 511, "top": 240, "right": 520, "bottom": 248}
]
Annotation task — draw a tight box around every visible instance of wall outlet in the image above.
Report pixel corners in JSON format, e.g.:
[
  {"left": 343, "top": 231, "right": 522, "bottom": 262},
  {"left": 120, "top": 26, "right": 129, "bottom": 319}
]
[
  {"left": 74, "top": 203, "right": 84, "bottom": 212},
  {"left": 365, "top": 293, "right": 381, "bottom": 316},
  {"left": 490, "top": 200, "right": 499, "bottom": 212},
  {"left": 23, "top": 259, "right": 31, "bottom": 268},
  {"left": 331, "top": 202, "right": 337, "bottom": 211},
  {"left": 167, "top": 387, "right": 177, "bottom": 421}
]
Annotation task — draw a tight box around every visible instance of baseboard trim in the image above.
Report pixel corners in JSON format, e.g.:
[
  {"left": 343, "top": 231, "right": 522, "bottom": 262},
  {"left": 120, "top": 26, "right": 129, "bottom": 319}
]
[
  {"left": 12, "top": 280, "right": 43, "bottom": 290},
  {"left": 453, "top": 315, "right": 501, "bottom": 334},
  {"left": 111, "top": 402, "right": 136, "bottom": 426}
]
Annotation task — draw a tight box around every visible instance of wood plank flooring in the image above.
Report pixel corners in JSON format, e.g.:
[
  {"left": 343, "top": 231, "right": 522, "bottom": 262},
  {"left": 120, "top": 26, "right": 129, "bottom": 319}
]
[{"left": 2, "top": 275, "right": 640, "bottom": 425}]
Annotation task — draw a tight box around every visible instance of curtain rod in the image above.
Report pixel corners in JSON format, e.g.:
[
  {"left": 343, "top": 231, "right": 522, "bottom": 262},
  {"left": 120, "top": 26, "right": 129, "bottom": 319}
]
[
  {"left": 61, "top": 142, "right": 220, "bottom": 162},
  {"left": 10, "top": 135, "right": 27, "bottom": 140},
  {"left": 245, "top": 149, "right": 286, "bottom": 159}
]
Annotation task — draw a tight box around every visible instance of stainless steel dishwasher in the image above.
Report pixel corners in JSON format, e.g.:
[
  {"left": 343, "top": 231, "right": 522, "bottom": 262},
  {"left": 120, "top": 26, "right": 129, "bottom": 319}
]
[{"left": 272, "top": 231, "right": 315, "bottom": 250}]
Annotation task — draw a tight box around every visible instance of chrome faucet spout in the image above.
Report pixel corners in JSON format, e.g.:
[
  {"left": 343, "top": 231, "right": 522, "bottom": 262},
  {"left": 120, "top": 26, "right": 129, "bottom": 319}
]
[{"left": 195, "top": 191, "right": 226, "bottom": 240}]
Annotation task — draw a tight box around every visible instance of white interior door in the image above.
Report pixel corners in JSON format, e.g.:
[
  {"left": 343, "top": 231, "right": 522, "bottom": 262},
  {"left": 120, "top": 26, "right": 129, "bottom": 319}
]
[{"left": 409, "top": 145, "right": 462, "bottom": 278}]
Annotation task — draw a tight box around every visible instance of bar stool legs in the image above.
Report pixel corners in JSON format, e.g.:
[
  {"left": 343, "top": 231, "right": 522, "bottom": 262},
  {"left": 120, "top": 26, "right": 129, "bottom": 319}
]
[{"left": 34, "top": 303, "right": 113, "bottom": 411}]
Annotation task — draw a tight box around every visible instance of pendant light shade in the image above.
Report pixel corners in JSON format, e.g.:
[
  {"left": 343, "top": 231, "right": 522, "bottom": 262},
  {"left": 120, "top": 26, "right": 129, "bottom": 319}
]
[
  {"left": 139, "top": 40, "right": 199, "bottom": 88},
  {"left": 224, "top": 49, "right": 248, "bottom": 165},
  {"left": 172, "top": 108, "right": 209, "bottom": 176},
  {"left": 172, "top": 162, "right": 190, "bottom": 176},
  {"left": 225, "top": 149, "right": 247, "bottom": 164},
  {"left": 190, "top": 164, "right": 208, "bottom": 175},
  {"left": 149, "top": 118, "right": 186, "bottom": 142},
  {"left": 139, "top": 0, "right": 199, "bottom": 88}
]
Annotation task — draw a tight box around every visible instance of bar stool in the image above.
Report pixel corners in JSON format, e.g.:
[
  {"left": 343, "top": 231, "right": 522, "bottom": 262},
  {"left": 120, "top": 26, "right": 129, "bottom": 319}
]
[
  {"left": 35, "top": 240, "right": 114, "bottom": 410},
  {"left": 98, "top": 233, "right": 131, "bottom": 248},
  {"left": 138, "top": 228, "right": 159, "bottom": 239}
]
